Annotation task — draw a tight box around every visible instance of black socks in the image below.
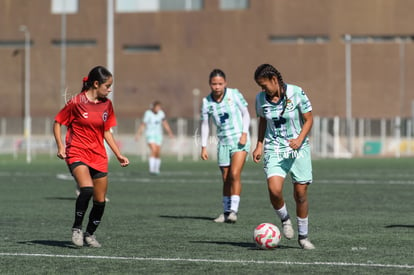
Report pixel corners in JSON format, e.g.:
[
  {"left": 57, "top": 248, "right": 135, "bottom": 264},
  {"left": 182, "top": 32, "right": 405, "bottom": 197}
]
[
  {"left": 72, "top": 187, "right": 93, "bottom": 229},
  {"left": 86, "top": 201, "right": 106, "bottom": 235}
]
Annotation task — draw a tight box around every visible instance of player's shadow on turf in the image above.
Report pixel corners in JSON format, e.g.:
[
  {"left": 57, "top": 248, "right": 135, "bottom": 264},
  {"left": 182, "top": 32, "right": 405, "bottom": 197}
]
[
  {"left": 190, "top": 241, "right": 297, "bottom": 250},
  {"left": 45, "top": 197, "right": 76, "bottom": 201},
  {"left": 385, "top": 224, "right": 414, "bottom": 228},
  {"left": 159, "top": 215, "right": 214, "bottom": 221},
  {"left": 18, "top": 240, "right": 76, "bottom": 248}
]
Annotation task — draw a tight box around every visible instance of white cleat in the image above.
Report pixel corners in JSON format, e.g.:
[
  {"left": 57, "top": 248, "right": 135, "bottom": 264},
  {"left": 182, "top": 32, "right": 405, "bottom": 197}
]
[
  {"left": 71, "top": 228, "right": 83, "bottom": 247},
  {"left": 213, "top": 213, "right": 228, "bottom": 223},
  {"left": 226, "top": 212, "right": 237, "bottom": 223},
  {"left": 282, "top": 219, "right": 294, "bottom": 240},
  {"left": 84, "top": 233, "right": 102, "bottom": 248},
  {"left": 299, "top": 238, "right": 315, "bottom": 250}
]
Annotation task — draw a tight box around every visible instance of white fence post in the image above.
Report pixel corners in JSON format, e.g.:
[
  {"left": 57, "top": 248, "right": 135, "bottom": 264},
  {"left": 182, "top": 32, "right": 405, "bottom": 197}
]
[
  {"left": 380, "top": 118, "right": 386, "bottom": 155},
  {"left": 312, "top": 116, "right": 320, "bottom": 156},
  {"left": 1, "top": 118, "right": 6, "bottom": 136},
  {"left": 321, "top": 117, "right": 328, "bottom": 158},
  {"left": 177, "top": 118, "right": 185, "bottom": 162},
  {"left": 395, "top": 117, "right": 401, "bottom": 158},
  {"left": 358, "top": 118, "right": 364, "bottom": 156},
  {"left": 334, "top": 116, "right": 340, "bottom": 158}
]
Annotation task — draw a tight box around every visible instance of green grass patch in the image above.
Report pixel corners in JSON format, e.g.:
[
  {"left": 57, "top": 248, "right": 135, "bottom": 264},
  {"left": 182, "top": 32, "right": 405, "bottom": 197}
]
[{"left": 0, "top": 156, "right": 413, "bottom": 274}]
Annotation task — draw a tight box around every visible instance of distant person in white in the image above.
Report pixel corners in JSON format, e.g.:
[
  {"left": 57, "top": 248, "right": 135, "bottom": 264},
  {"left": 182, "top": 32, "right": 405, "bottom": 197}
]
[{"left": 136, "top": 101, "right": 174, "bottom": 175}]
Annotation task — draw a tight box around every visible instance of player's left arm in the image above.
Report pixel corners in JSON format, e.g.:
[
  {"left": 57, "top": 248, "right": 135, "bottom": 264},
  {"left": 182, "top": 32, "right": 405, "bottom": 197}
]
[
  {"left": 239, "top": 106, "right": 250, "bottom": 146},
  {"left": 162, "top": 119, "right": 174, "bottom": 138},
  {"left": 104, "top": 129, "right": 129, "bottom": 167},
  {"left": 288, "top": 111, "right": 313, "bottom": 150},
  {"left": 235, "top": 90, "right": 250, "bottom": 146}
]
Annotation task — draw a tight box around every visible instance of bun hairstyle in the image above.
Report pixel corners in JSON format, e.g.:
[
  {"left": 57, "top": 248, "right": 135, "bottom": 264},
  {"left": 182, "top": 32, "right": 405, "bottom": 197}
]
[{"left": 81, "top": 66, "right": 112, "bottom": 93}]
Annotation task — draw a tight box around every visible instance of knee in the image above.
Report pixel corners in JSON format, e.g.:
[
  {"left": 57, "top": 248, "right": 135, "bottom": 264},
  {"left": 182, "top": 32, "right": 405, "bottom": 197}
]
[
  {"left": 269, "top": 189, "right": 283, "bottom": 201},
  {"left": 294, "top": 192, "right": 307, "bottom": 204},
  {"left": 228, "top": 171, "right": 240, "bottom": 183},
  {"left": 79, "top": 186, "right": 94, "bottom": 198}
]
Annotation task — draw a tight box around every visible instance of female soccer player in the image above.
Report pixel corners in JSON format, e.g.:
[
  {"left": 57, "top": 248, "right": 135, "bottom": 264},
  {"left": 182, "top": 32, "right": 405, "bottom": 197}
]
[
  {"left": 252, "top": 64, "right": 315, "bottom": 249},
  {"left": 135, "top": 101, "right": 174, "bottom": 175},
  {"left": 200, "top": 69, "right": 250, "bottom": 223},
  {"left": 54, "top": 66, "right": 129, "bottom": 248}
]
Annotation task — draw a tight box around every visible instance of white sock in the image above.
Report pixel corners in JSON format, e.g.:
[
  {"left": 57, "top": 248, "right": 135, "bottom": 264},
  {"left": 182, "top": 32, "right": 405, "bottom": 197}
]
[
  {"left": 149, "top": 157, "right": 156, "bottom": 173},
  {"left": 275, "top": 203, "right": 290, "bottom": 221},
  {"left": 155, "top": 158, "right": 161, "bottom": 173},
  {"left": 230, "top": 195, "right": 240, "bottom": 213},
  {"left": 297, "top": 216, "right": 309, "bottom": 237},
  {"left": 223, "top": 196, "right": 231, "bottom": 213}
]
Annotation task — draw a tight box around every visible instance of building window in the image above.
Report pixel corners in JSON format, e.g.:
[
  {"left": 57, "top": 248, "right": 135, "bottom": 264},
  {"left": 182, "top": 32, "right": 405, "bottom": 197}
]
[
  {"left": 116, "top": 0, "right": 158, "bottom": 12},
  {"left": 51, "top": 39, "right": 97, "bottom": 47},
  {"left": 0, "top": 40, "right": 33, "bottom": 48},
  {"left": 123, "top": 44, "right": 161, "bottom": 53},
  {"left": 220, "top": 0, "right": 248, "bottom": 10},
  {"left": 51, "top": 0, "right": 79, "bottom": 14},
  {"left": 160, "top": 0, "right": 203, "bottom": 11},
  {"left": 116, "top": 0, "right": 202, "bottom": 13},
  {"left": 269, "top": 35, "right": 330, "bottom": 44},
  {"left": 342, "top": 35, "right": 414, "bottom": 43}
]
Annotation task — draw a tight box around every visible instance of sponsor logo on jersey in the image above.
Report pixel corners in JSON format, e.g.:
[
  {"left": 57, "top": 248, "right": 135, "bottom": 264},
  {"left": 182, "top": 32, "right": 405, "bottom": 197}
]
[{"left": 82, "top": 112, "right": 89, "bottom": 118}]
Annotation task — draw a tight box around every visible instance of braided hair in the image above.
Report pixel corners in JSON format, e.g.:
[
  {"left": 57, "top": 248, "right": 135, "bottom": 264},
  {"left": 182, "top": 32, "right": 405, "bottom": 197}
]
[
  {"left": 81, "top": 66, "right": 112, "bottom": 93},
  {"left": 254, "top": 64, "right": 287, "bottom": 115}
]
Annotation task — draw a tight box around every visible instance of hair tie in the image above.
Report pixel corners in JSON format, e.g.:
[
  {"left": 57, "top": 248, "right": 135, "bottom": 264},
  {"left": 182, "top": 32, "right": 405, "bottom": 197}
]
[{"left": 82, "top": 76, "right": 88, "bottom": 83}]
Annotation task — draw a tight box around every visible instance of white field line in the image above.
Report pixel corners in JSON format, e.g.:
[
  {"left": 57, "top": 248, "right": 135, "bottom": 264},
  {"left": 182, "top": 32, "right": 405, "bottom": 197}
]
[
  {"left": 0, "top": 253, "right": 413, "bottom": 270},
  {"left": 114, "top": 177, "right": 414, "bottom": 185},
  {"left": 0, "top": 172, "right": 413, "bottom": 185}
]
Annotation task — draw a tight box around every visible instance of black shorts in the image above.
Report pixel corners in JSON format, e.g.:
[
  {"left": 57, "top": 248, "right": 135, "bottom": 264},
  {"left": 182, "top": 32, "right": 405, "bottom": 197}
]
[{"left": 68, "top": 161, "right": 108, "bottom": 179}]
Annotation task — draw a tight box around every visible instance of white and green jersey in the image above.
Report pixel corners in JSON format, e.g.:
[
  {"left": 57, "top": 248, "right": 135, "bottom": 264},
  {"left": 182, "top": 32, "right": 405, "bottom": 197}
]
[
  {"left": 256, "top": 84, "right": 312, "bottom": 153},
  {"left": 201, "top": 88, "right": 248, "bottom": 145},
  {"left": 143, "top": 109, "right": 165, "bottom": 137}
]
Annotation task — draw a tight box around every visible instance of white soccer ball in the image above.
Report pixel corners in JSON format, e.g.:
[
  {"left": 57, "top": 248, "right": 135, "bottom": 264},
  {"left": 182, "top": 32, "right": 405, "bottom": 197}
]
[{"left": 253, "top": 223, "right": 281, "bottom": 249}]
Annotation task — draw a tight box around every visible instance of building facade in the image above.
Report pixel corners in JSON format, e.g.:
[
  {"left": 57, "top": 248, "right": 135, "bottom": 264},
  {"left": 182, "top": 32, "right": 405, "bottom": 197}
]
[{"left": 1, "top": 0, "right": 413, "bottom": 121}]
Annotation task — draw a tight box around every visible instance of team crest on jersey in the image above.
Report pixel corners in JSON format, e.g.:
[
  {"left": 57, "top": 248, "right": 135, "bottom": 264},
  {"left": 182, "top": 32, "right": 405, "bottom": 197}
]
[
  {"left": 227, "top": 96, "right": 235, "bottom": 107},
  {"left": 102, "top": 112, "right": 108, "bottom": 122},
  {"left": 285, "top": 99, "right": 294, "bottom": 112}
]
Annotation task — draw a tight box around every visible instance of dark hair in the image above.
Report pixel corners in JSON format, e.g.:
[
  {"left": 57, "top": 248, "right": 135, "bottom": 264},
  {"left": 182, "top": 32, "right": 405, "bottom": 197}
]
[
  {"left": 152, "top": 100, "right": 161, "bottom": 108},
  {"left": 81, "top": 66, "right": 112, "bottom": 92},
  {"left": 254, "top": 63, "right": 287, "bottom": 115},
  {"left": 254, "top": 64, "right": 285, "bottom": 88},
  {"left": 209, "top": 69, "right": 226, "bottom": 82}
]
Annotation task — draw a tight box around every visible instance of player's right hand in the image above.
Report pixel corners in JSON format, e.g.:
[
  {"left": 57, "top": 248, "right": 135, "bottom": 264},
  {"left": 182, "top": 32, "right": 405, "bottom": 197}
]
[
  {"left": 200, "top": 147, "right": 208, "bottom": 160},
  {"left": 117, "top": 155, "right": 130, "bottom": 167},
  {"left": 252, "top": 148, "right": 262, "bottom": 163},
  {"left": 57, "top": 149, "right": 66, "bottom": 159}
]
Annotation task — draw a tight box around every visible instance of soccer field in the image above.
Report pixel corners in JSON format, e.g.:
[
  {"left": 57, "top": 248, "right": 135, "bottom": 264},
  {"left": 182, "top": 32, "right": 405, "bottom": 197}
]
[{"left": 0, "top": 155, "right": 413, "bottom": 274}]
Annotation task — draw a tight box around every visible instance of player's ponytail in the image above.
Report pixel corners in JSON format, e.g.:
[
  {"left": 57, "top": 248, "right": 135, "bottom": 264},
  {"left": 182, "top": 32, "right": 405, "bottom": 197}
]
[{"left": 80, "top": 66, "right": 112, "bottom": 93}]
